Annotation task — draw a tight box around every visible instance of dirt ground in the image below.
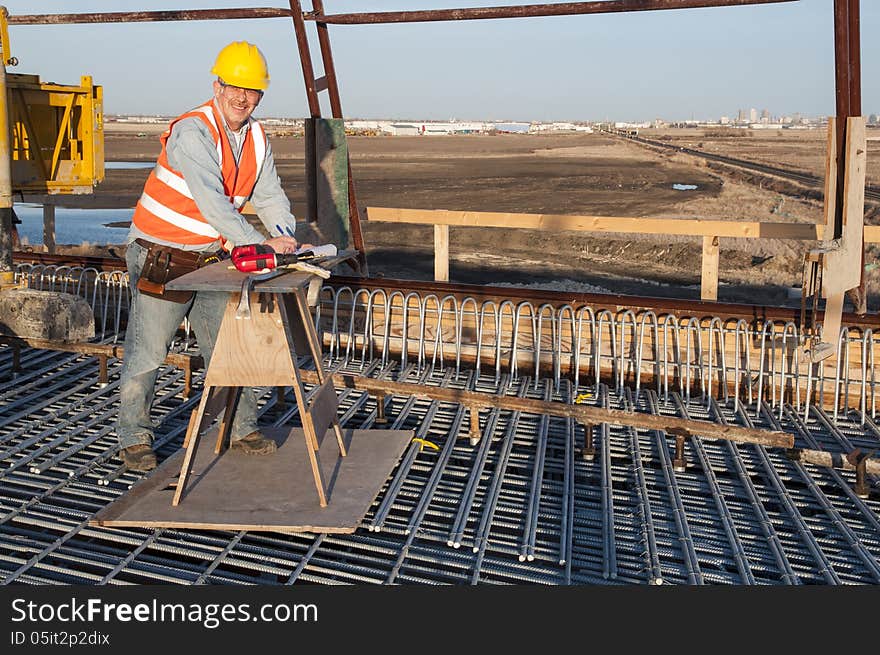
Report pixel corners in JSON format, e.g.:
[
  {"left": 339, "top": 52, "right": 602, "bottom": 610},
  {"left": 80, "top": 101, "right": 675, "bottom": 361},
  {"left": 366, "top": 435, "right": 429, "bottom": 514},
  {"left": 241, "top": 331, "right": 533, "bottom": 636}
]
[{"left": 48, "top": 124, "right": 880, "bottom": 308}]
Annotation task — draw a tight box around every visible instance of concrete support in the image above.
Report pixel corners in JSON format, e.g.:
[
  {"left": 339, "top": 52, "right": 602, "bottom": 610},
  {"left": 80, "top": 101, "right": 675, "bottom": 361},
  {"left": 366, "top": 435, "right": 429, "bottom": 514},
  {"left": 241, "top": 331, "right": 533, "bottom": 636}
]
[{"left": 0, "top": 289, "right": 94, "bottom": 341}]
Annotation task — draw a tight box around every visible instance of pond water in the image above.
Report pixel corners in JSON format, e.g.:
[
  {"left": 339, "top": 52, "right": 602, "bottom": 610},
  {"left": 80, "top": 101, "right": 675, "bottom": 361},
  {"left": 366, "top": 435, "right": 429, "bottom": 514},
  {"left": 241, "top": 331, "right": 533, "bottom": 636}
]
[
  {"left": 14, "top": 204, "right": 131, "bottom": 246},
  {"left": 105, "top": 161, "right": 154, "bottom": 170},
  {"left": 672, "top": 184, "right": 698, "bottom": 191}
]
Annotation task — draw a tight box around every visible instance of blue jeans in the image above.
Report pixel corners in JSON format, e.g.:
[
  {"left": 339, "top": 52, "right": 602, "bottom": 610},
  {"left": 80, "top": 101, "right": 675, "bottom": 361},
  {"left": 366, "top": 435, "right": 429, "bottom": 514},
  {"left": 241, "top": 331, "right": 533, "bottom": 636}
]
[{"left": 116, "top": 240, "right": 259, "bottom": 449}]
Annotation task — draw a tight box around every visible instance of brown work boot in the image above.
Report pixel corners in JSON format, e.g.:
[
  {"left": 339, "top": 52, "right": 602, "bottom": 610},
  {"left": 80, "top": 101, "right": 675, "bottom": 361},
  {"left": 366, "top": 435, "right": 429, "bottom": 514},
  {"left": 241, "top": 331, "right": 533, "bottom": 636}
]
[
  {"left": 121, "top": 444, "right": 157, "bottom": 471},
  {"left": 230, "top": 431, "right": 277, "bottom": 455}
]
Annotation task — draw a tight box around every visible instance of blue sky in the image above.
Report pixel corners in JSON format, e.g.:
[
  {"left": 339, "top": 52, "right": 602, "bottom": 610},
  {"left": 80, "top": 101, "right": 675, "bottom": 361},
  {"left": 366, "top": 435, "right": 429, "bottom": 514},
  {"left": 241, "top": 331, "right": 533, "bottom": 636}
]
[{"left": 5, "top": 1, "right": 878, "bottom": 122}]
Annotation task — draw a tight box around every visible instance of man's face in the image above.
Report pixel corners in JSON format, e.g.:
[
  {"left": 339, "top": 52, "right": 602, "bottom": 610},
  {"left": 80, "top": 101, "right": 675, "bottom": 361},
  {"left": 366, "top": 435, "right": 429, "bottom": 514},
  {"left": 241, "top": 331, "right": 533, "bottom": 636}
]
[{"left": 213, "top": 79, "right": 263, "bottom": 130}]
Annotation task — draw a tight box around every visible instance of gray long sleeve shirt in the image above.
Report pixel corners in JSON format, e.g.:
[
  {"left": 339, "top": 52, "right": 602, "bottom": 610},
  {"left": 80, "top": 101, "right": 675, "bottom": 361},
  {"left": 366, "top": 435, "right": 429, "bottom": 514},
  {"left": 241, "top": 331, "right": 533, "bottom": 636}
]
[{"left": 129, "top": 100, "right": 297, "bottom": 251}]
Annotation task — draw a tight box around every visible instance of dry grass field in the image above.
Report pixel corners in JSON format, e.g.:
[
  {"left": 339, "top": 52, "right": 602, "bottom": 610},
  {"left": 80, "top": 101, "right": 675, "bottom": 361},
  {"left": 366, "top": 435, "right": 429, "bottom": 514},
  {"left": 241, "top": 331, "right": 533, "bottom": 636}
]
[{"left": 57, "top": 123, "right": 880, "bottom": 306}]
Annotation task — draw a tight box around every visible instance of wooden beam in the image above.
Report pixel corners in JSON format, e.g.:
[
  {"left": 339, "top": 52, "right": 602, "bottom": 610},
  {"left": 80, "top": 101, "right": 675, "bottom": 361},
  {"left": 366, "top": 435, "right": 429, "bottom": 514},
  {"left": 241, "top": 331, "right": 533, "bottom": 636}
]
[
  {"left": 701, "top": 235, "right": 719, "bottom": 301},
  {"left": 298, "top": 369, "right": 880, "bottom": 475},
  {"left": 298, "top": 369, "right": 792, "bottom": 449},
  {"left": 42, "top": 204, "right": 55, "bottom": 254},
  {"left": 822, "top": 119, "right": 839, "bottom": 239},
  {"left": 822, "top": 117, "right": 866, "bottom": 296},
  {"left": 368, "top": 207, "right": 828, "bottom": 240},
  {"left": 369, "top": 207, "right": 880, "bottom": 244},
  {"left": 0, "top": 335, "right": 200, "bottom": 373},
  {"left": 434, "top": 224, "right": 449, "bottom": 282}
]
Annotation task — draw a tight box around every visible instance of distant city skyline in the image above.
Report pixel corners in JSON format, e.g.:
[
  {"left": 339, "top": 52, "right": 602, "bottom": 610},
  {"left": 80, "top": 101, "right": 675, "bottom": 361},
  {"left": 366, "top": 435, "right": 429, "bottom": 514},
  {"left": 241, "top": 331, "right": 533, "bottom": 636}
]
[
  {"left": 6, "top": 1, "right": 879, "bottom": 122},
  {"left": 106, "top": 107, "right": 860, "bottom": 126}
]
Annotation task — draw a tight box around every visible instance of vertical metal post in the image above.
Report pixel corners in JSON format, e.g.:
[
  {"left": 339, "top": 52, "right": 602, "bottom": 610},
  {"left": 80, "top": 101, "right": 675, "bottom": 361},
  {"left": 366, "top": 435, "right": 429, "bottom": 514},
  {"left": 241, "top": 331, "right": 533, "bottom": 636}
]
[
  {"left": 0, "top": 7, "right": 14, "bottom": 286},
  {"left": 288, "top": 0, "right": 321, "bottom": 119},
  {"left": 311, "top": 0, "right": 342, "bottom": 118},
  {"left": 581, "top": 423, "right": 595, "bottom": 460},
  {"left": 312, "top": 0, "right": 367, "bottom": 268},
  {"left": 289, "top": 0, "right": 368, "bottom": 272}
]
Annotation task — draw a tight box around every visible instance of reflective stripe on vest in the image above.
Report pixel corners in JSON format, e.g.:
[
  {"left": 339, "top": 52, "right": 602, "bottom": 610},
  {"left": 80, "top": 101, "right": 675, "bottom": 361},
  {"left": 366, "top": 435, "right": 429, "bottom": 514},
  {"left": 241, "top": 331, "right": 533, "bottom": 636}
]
[{"left": 131, "top": 100, "right": 267, "bottom": 245}]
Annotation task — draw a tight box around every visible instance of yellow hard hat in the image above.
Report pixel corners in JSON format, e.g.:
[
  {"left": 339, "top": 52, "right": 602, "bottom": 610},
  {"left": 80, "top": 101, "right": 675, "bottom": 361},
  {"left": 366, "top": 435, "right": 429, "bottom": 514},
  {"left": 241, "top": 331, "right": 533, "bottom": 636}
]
[{"left": 211, "top": 41, "right": 270, "bottom": 90}]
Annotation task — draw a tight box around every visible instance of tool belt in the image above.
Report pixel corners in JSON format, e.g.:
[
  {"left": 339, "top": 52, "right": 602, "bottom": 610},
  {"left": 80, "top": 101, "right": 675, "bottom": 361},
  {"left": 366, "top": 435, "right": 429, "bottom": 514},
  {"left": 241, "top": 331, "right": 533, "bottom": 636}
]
[{"left": 134, "top": 238, "right": 223, "bottom": 304}]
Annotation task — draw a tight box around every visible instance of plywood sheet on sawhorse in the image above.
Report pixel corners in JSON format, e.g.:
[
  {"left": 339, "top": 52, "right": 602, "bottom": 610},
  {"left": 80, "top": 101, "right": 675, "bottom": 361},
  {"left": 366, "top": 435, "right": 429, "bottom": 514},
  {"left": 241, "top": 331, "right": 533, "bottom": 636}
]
[{"left": 91, "top": 427, "right": 413, "bottom": 534}]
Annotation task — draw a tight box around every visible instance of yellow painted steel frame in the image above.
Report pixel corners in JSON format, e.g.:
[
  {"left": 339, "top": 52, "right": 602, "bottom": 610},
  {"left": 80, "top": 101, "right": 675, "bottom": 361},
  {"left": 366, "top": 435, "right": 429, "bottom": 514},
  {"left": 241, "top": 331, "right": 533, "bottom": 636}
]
[{"left": 8, "top": 72, "right": 103, "bottom": 195}]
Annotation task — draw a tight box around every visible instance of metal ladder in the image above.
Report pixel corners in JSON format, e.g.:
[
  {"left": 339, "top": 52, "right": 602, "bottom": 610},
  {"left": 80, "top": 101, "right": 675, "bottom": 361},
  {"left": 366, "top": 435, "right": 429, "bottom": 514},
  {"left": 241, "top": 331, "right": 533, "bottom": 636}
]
[{"left": 289, "top": 0, "right": 368, "bottom": 274}]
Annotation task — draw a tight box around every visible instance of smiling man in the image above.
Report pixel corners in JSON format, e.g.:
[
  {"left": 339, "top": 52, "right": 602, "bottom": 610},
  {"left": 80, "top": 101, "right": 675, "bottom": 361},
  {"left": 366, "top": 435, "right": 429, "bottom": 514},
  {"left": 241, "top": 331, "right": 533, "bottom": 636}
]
[{"left": 116, "top": 42, "right": 306, "bottom": 471}]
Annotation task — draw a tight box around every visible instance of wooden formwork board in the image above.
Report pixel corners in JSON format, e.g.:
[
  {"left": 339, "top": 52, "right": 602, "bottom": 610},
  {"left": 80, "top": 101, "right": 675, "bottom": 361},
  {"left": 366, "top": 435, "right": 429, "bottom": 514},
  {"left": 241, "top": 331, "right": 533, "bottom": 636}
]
[{"left": 92, "top": 427, "right": 413, "bottom": 534}]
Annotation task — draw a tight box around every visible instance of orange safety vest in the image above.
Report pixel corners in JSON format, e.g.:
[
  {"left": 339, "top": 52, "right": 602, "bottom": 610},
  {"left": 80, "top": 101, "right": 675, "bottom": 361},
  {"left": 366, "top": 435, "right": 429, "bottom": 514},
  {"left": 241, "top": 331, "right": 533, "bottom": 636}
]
[{"left": 131, "top": 100, "right": 267, "bottom": 246}]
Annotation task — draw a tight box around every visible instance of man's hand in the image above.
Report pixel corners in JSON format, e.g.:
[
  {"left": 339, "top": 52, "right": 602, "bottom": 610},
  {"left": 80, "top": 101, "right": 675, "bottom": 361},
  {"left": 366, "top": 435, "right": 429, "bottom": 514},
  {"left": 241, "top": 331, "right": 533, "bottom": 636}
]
[{"left": 262, "top": 235, "right": 298, "bottom": 254}]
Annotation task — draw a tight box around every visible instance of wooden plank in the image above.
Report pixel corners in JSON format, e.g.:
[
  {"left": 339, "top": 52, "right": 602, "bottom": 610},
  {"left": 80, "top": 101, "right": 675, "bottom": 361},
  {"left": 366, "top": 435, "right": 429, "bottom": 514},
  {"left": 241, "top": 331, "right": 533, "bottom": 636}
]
[
  {"left": 283, "top": 294, "right": 311, "bottom": 355},
  {"left": 307, "top": 380, "right": 339, "bottom": 438},
  {"left": 819, "top": 292, "right": 845, "bottom": 356},
  {"left": 822, "top": 117, "right": 866, "bottom": 295},
  {"left": 291, "top": 287, "right": 329, "bottom": 379},
  {"left": 313, "top": 371, "right": 793, "bottom": 448},
  {"left": 214, "top": 387, "right": 241, "bottom": 454},
  {"left": 205, "top": 294, "right": 299, "bottom": 388},
  {"left": 0, "top": 337, "right": 202, "bottom": 377},
  {"left": 367, "top": 207, "right": 825, "bottom": 240},
  {"left": 93, "top": 427, "right": 415, "bottom": 533},
  {"left": 841, "top": 116, "right": 866, "bottom": 276},
  {"left": 288, "top": 286, "right": 348, "bottom": 457},
  {"left": 701, "top": 235, "right": 719, "bottom": 301},
  {"left": 200, "top": 385, "right": 235, "bottom": 432},
  {"left": 434, "top": 224, "right": 449, "bottom": 282},
  {"left": 865, "top": 226, "right": 880, "bottom": 243},
  {"left": 279, "top": 288, "right": 330, "bottom": 504},
  {"left": 172, "top": 386, "right": 213, "bottom": 506},
  {"left": 823, "top": 118, "right": 838, "bottom": 237},
  {"left": 368, "top": 207, "right": 880, "bottom": 244},
  {"left": 42, "top": 204, "right": 55, "bottom": 254}
]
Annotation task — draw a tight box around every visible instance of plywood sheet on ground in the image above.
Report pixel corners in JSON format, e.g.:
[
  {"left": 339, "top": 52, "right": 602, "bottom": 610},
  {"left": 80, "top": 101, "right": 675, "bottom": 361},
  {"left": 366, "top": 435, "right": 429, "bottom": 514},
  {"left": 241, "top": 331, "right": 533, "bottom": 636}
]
[{"left": 91, "top": 427, "right": 413, "bottom": 534}]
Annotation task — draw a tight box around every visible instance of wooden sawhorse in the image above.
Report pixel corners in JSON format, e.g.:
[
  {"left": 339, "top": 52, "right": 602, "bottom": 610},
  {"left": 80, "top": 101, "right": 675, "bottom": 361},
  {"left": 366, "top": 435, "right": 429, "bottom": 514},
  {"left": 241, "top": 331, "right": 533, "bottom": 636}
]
[{"left": 165, "top": 256, "right": 354, "bottom": 507}]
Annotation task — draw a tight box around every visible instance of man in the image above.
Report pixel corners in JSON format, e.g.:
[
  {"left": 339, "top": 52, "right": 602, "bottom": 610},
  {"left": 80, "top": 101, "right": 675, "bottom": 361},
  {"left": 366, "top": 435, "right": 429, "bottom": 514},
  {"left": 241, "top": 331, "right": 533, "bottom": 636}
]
[{"left": 117, "top": 41, "right": 303, "bottom": 471}]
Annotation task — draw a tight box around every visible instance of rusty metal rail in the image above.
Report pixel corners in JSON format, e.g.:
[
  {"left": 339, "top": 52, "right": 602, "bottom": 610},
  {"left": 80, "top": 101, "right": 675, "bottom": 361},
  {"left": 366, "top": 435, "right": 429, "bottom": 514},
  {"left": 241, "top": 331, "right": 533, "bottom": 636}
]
[
  {"left": 7, "top": 1, "right": 800, "bottom": 26},
  {"left": 9, "top": 8, "right": 292, "bottom": 25},
  {"left": 305, "top": 0, "right": 797, "bottom": 25}
]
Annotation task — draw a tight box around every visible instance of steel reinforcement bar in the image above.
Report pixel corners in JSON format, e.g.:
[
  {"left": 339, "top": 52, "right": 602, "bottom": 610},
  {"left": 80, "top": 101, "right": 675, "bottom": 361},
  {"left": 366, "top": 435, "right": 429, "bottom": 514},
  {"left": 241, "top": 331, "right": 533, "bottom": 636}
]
[
  {"left": 1, "top": 352, "right": 878, "bottom": 585},
  {"left": 15, "top": 263, "right": 880, "bottom": 423}
]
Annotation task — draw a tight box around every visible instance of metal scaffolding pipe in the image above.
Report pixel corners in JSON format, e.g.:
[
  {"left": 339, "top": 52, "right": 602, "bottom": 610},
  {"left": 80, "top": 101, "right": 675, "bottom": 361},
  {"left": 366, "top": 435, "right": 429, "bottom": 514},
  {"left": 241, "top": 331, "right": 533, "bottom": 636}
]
[
  {"left": 9, "top": 8, "right": 292, "bottom": 25},
  {"left": 306, "top": 0, "right": 797, "bottom": 25},
  {"left": 303, "top": 0, "right": 797, "bottom": 25}
]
